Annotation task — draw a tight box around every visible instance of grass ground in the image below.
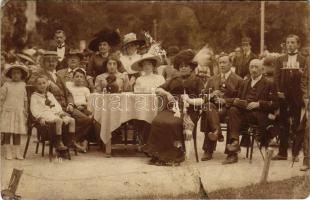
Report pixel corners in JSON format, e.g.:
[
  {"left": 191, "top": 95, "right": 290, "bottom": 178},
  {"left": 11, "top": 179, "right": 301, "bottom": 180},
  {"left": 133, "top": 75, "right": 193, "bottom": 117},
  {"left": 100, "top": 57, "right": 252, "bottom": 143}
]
[
  {"left": 208, "top": 175, "right": 310, "bottom": 199},
  {"left": 131, "top": 176, "right": 310, "bottom": 199}
]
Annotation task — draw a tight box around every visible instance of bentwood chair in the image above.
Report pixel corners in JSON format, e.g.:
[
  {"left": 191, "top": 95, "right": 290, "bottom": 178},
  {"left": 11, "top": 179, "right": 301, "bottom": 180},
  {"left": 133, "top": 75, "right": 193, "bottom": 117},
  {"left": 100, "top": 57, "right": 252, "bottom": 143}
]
[{"left": 23, "top": 85, "right": 71, "bottom": 161}]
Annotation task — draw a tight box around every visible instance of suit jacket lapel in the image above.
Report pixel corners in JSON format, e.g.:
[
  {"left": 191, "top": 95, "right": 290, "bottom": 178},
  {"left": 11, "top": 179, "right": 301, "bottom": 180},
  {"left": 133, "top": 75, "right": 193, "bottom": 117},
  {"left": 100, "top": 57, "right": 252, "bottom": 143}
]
[
  {"left": 43, "top": 70, "right": 57, "bottom": 85},
  {"left": 241, "top": 79, "right": 251, "bottom": 99},
  {"left": 254, "top": 77, "right": 266, "bottom": 100},
  {"left": 214, "top": 74, "right": 221, "bottom": 90}
]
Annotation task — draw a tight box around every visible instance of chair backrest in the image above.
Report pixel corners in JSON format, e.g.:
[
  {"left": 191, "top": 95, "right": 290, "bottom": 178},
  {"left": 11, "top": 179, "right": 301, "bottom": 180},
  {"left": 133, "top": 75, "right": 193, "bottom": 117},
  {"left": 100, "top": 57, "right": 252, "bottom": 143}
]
[{"left": 26, "top": 85, "right": 37, "bottom": 132}]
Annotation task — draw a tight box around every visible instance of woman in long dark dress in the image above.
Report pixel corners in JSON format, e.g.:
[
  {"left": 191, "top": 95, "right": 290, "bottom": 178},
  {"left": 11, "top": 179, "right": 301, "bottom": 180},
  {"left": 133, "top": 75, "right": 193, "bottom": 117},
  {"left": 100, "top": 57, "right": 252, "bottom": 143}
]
[{"left": 143, "top": 49, "right": 204, "bottom": 166}]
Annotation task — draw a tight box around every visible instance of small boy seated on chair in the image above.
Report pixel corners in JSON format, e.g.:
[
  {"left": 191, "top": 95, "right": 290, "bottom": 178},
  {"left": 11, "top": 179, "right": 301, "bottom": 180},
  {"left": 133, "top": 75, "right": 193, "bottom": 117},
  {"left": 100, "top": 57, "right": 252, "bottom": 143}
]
[
  {"left": 66, "top": 68, "right": 92, "bottom": 116},
  {"left": 30, "top": 75, "right": 75, "bottom": 151}
]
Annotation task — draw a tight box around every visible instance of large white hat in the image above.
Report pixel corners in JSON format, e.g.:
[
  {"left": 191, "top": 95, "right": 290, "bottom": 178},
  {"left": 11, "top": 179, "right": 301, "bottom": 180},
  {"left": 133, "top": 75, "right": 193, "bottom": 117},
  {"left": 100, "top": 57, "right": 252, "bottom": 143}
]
[
  {"left": 130, "top": 53, "right": 161, "bottom": 72},
  {"left": 3, "top": 62, "right": 29, "bottom": 79}
]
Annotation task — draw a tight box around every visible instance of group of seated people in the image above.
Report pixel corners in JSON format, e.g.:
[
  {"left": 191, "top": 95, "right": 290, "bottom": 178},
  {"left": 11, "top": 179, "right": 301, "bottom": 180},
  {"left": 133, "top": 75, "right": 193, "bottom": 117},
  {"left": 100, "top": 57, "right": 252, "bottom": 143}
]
[{"left": 1, "top": 31, "right": 309, "bottom": 171}]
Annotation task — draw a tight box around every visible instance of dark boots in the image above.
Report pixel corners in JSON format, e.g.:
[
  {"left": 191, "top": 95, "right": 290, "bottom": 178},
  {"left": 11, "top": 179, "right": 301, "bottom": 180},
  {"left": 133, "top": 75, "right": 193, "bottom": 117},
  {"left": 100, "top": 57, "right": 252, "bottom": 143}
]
[
  {"left": 68, "top": 132, "right": 85, "bottom": 152},
  {"left": 55, "top": 135, "right": 67, "bottom": 151}
]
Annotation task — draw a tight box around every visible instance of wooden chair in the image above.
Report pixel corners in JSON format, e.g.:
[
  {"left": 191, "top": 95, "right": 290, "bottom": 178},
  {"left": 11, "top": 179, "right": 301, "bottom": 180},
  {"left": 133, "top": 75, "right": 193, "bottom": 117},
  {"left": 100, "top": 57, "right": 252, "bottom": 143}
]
[
  {"left": 23, "top": 85, "right": 72, "bottom": 161},
  {"left": 221, "top": 116, "right": 270, "bottom": 163},
  {"left": 240, "top": 124, "right": 265, "bottom": 163}
]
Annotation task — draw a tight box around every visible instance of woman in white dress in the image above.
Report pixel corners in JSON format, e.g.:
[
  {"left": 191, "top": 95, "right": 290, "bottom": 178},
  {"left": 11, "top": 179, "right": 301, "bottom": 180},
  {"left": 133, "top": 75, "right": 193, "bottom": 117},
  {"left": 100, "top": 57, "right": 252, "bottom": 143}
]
[
  {"left": 130, "top": 53, "right": 165, "bottom": 144},
  {"left": 131, "top": 53, "right": 165, "bottom": 93}
]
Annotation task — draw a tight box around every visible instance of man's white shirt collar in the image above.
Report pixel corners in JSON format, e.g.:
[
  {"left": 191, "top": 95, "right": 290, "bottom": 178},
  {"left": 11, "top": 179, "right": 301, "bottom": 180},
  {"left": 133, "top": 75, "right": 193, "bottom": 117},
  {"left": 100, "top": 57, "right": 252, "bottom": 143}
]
[
  {"left": 221, "top": 70, "right": 232, "bottom": 80},
  {"left": 250, "top": 74, "right": 262, "bottom": 88},
  {"left": 48, "top": 70, "right": 57, "bottom": 82}
]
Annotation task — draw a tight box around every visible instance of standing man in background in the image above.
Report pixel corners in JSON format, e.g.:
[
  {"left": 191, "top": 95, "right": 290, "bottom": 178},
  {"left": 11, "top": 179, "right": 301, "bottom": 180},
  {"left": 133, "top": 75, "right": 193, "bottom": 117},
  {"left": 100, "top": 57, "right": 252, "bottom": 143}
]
[
  {"left": 235, "top": 37, "right": 256, "bottom": 79},
  {"left": 52, "top": 29, "right": 69, "bottom": 71},
  {"left": 272, "top": 34, "right": 308, "bottom": 161}
]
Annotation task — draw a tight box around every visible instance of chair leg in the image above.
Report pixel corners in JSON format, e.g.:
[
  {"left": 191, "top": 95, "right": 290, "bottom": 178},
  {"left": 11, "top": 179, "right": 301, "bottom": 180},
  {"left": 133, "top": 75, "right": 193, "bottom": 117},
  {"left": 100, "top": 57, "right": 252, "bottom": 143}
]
[
  {"left": 41, "top": 141, "right": 45, "bottom": 157},
  {"left": 35, "top": 141, "right": 39, "bottom": 154},
  {"left": 246, "top": 143, "right": 249, "bottom": 158},
  {"left": 254, "top": 135, "right": 265, "bottom": 160},
  {"left": 249, "top": 134, "right": 255, "bottom": 162},
  {"left": 49, "top": 143, "right": 53, "bottom": 162},
  {"left": 23, "top": 131, "right": 32, "bottom": 159},
  {"left": 193, "top": 123, "right": 199, "bottom": 163}
]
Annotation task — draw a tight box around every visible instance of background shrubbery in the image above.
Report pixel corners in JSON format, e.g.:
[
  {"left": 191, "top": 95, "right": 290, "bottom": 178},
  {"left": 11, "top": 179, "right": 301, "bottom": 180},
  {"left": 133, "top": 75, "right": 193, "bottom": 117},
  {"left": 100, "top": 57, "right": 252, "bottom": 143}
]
[{"left": 2, "top": 1, "right": 310, "bottom": 53}]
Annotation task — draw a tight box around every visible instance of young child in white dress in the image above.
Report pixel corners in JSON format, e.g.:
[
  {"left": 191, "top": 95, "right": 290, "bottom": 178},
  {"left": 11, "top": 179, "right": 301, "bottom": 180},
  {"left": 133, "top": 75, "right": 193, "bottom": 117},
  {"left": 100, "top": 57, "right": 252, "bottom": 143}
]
[
  {"left": 0, "top": 63, "right": 29, "bottom": 160},
  {"left": 30, "top": 75, "right": 75, "bottom": 151}
]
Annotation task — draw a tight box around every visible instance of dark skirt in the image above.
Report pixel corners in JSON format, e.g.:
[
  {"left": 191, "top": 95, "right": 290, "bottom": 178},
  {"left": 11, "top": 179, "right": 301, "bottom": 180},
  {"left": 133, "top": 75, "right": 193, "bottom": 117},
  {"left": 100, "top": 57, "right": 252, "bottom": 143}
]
[{"left": 143, "top": 110, "right": 185, "bottom": 163}]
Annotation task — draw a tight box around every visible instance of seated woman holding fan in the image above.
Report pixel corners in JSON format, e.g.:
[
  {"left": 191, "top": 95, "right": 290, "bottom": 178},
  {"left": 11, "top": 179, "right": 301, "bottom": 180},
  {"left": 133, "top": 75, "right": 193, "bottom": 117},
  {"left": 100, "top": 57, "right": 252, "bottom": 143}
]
[{"left": 143, "top": 49, "right": 204, "bottom": 166}]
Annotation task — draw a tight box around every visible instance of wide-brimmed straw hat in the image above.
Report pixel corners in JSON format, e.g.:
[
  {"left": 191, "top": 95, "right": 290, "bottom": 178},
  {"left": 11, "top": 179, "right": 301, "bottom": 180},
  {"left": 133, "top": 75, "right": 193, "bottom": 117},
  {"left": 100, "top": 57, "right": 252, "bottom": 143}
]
[
  {"left": 122, "top": 33, "right": 145, "bottom": 48},
  {"left": 16, "top": 49, "right": 36, "bottom": 65},
  {"left": 88, "top": 28, "right": 121, "bottom": 51},
  {"left": 130, "top": 53, "right": 161, "bottom": 72},
  {"left": 4, "top": 63, "right": 29, "bottom": 79}
]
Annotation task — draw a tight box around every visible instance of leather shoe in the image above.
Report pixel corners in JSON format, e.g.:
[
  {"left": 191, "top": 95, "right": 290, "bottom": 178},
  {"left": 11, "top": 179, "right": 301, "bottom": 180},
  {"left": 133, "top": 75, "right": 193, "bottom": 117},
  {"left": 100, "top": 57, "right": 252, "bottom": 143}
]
[
  {"left": 226, "top": 140, "right": 240, "bottom": 152},
  {"left": 222, "top": 154, "right": 238, "bottom": 165},
  {"left": 201, "top": 151, "right": 213, "bottom": 161},
  {"left": 208, "top": 130, "right": 219, "bottom": 141},
  {"left": 300, "top": 165, "right": 310, "bottom": 171},
  {"left": 271, "top": 154, "right": 287, "bottom": 160},
  {"left": 292, "top": 156, "right": 299, "bottom": 162},
  {"left": 218, "top": 134, "right": 224, "bottom": 142}
]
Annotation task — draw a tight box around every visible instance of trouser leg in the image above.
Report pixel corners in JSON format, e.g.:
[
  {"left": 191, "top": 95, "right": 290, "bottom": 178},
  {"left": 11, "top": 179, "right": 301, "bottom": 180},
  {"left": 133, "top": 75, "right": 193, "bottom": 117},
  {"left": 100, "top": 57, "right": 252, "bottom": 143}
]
[
  {"left": 228, "top": 106, "right": 243, "bottom": 141},
  {"left": 70, "top": 108, "right": 92, "bottom": 142},
  {"left": 278, "top": 100, "right": 289, "bottom": 157}
]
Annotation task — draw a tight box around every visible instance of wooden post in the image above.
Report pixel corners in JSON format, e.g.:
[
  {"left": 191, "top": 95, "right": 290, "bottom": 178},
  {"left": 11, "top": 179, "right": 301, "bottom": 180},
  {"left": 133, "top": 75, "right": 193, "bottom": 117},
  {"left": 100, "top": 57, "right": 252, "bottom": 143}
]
[
  {"left": 260, "top": 1, "right": 265, "bottom": 55},
  {"left": 260, "top": 149, "right": 274, "bottom": 183},
  {"left": 1, "top": 168, "right": 23, "bottom": 198},
  {"left": 153, "top": 19, "right": 158, "bottom": 41}
]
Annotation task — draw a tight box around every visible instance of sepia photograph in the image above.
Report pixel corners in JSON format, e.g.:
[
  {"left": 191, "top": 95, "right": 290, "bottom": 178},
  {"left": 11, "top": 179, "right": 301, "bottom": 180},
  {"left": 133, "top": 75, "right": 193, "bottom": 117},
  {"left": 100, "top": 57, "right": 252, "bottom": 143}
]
[{"left": 0, "top": 0, "right": 310, "bottom": 199}]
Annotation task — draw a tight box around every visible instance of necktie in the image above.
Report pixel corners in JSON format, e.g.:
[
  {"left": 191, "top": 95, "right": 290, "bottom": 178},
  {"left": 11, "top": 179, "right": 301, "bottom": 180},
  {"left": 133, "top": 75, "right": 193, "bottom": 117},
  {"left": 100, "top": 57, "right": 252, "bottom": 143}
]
[
  {"left": 221, "top": 74, "right": 226, "bottom": 87},
  {"left": 57, "top": 44, "right": 65, "bottom": 48},
  {"left": 288, "top": 52, "right": 297, "bottom": 56}
]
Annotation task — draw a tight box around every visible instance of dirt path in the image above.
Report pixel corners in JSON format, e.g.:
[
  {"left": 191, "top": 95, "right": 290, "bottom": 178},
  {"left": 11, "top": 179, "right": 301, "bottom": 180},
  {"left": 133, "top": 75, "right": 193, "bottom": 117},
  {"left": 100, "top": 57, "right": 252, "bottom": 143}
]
[{"left": 1, "top": 130, "right": 308, "bottom": 199}]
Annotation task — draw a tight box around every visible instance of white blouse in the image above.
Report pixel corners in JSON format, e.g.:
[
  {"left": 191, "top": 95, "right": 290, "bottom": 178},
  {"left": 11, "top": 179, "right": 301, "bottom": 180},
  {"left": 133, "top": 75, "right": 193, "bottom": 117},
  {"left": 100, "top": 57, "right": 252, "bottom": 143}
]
[{"left": 134, "top": 73, "right": 165, "bottom": 93}]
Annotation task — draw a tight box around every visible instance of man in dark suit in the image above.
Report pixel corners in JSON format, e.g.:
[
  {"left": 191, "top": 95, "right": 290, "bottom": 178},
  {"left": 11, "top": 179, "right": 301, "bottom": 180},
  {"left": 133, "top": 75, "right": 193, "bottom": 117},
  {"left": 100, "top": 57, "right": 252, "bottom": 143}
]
[
  {"left": 223, "top": 59, "right": 279, "bottom": 164},
  {"left": 272, "top": 34, "right": 308, "bottom": 160},
  {"left": 50, "top": 30, "right": 69, "bottom": 71},
  {"left": 56, "top": 49, "right": 91, "bottom": 89},
  {"left": 28, "top": 51, "right": 88, "bottom": 152},
  {"left": 235, "top": 37, "right": 256, "bottom": 79},
  {"left": 201, "top": 54, "right": 244, "bottom": 161}
]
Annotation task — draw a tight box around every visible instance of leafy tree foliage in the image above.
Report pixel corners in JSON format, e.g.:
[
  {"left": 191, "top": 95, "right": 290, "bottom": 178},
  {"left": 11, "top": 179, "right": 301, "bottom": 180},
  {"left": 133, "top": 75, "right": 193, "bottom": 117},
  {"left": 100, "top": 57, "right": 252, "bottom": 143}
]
[{"left": 2, "top": 1, "right": 309, "bottom": 53}]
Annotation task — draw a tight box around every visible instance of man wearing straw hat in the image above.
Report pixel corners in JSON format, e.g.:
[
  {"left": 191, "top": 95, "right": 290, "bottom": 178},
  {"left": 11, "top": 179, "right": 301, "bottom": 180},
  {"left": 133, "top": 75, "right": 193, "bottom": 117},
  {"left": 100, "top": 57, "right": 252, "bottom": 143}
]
[{"left": 28, "top": 50, "right": 84, "bottom": 151}]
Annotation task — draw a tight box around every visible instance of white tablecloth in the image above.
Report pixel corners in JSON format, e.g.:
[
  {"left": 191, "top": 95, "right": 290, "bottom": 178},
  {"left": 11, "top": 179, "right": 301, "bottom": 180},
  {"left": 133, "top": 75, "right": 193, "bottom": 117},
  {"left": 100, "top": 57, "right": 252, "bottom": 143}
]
[{"left": 88, "top": 93, "right": 159, "bottom": 144}]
